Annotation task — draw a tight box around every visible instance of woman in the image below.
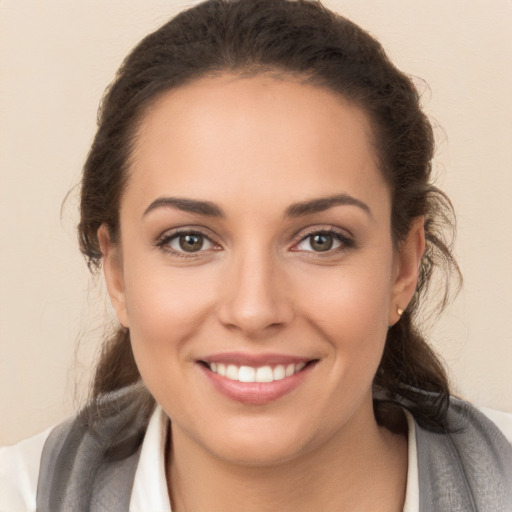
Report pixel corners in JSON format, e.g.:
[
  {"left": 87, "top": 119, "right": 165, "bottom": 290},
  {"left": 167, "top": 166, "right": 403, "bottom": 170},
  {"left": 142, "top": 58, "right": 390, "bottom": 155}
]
[{"left": 1, "top": 0, "right": 511, "bottom": 510}]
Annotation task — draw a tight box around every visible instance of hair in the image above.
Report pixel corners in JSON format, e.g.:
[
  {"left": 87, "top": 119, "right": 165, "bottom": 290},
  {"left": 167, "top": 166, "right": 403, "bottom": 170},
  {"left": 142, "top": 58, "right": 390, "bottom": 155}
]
[{"left": 78, "top": 0, "right": 461, "bottom": 432}]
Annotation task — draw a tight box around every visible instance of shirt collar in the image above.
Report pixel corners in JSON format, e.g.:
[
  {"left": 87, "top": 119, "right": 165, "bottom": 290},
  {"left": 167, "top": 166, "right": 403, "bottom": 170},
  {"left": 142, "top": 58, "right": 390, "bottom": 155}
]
[
  {"left": 129, "top": 405, "right": 418, "bottom": 512},
  {"left": 130, "top": 405, "right": 172, "bottom": 512}
]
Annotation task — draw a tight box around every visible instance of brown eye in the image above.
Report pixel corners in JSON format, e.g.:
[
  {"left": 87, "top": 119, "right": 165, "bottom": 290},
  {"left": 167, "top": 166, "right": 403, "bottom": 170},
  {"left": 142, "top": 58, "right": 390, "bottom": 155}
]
[
  {"left": 178, "top": 233, "right": 204, "bottom": 252},
  {"left": 162, "top": 231, "right": 215, "bottom": 254},
  {"left": 310, "top": 234, "right": 334, "bottom": 252},
  {"left": 294, "top": 230, "right": 349, "bottom": 253}
]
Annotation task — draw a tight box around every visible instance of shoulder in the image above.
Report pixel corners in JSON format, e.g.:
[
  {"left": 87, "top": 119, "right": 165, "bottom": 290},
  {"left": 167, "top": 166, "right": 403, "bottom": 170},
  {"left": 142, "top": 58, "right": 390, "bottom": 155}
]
[
  {"left": 1, "top": 384, "right": 155, "bottom": 512},
  {"left": 38, "top": 384, "right": 155, "bottom": 511},
  {"left": 414, "top": 397, "right": 512, "bottom": 510},
  {"left": 478, "top": 404, "right": 512, "bottom": 445},
  {"left": 444, "top": 397, "right": 512, "bottom": 451},
  {"left": 420, "top": 397, "right": 512, "bottom": 464},
  {"left": 0, "top": 426, "right": 53, "bottom": 511}
]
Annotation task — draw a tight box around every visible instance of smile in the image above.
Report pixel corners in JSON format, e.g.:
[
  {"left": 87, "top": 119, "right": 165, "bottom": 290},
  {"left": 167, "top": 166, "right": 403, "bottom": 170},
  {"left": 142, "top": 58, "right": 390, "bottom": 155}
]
[
  {"left": 198, "top": 355, "right": 317, "bottom": 405},
  {"left": 207, "top": 362, "right": 306, "bottom": 383}
]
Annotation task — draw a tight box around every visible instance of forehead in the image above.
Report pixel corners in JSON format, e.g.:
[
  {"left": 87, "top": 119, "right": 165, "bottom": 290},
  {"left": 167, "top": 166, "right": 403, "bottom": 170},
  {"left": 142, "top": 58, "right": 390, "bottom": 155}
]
[{"left": 126, "top": 73, "right": 389, "bottom": 216}]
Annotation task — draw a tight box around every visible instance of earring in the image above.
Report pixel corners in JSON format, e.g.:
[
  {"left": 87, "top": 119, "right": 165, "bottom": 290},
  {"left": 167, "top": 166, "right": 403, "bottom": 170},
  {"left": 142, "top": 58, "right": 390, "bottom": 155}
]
[{"left": 397, "top": 307, "right": 404, "bottom": 317}]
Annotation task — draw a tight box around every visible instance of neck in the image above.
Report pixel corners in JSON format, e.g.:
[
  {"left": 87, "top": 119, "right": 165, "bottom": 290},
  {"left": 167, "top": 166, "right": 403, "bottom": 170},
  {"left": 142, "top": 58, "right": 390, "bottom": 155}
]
[{"left": 166, "top": 400, "right": 408, "bottom": 512}]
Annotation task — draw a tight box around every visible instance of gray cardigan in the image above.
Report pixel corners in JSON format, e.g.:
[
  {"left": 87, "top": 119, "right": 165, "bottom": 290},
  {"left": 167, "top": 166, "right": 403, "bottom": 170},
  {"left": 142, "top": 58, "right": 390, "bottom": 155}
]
[{"left": 35, "top": 385, "right": 512, "bottom": 511}]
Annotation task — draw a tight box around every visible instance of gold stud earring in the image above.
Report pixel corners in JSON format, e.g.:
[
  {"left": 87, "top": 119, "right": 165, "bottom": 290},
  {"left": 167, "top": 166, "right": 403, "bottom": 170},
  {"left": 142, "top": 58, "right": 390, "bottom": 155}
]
[{"left": 397, "top": 307, "right": 404, "bottom": 317}]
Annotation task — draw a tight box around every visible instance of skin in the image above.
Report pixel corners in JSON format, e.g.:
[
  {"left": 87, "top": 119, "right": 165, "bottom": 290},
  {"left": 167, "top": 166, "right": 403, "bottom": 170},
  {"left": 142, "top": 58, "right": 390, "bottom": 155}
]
[{"left": 99, "top": 74, "right": 425, "bottom": 512}]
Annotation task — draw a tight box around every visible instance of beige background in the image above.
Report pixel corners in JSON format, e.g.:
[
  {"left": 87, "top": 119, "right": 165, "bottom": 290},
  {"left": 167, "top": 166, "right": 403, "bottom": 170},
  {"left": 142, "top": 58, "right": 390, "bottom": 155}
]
[{"left": 1, "top": 0, "right": 511, "bottom": 446}]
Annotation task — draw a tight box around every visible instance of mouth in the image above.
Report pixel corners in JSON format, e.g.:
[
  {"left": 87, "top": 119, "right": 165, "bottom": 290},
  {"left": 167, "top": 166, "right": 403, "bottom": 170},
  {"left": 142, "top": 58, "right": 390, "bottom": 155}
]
[
  {"left": 197, "top": 355, "right": 318, "bottom": 405},
  {"left": 199, "top": 360, "right": 310, "bottom": 383}
]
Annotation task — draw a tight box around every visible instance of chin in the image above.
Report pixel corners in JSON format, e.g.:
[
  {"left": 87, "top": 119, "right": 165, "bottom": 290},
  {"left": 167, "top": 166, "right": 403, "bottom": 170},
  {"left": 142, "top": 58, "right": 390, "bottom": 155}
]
[
  {"left": 210, "top": 436, "right": 309, "bottom": 467},
  {"left": 194, "top": 415, "right": 323, "bottom": 467}
]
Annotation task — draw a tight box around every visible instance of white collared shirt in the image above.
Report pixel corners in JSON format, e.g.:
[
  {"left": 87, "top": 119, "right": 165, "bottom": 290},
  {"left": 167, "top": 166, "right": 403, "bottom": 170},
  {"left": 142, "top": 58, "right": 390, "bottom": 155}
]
[
  {"left": 2, "top": 405, "right": 511, "bottom": 511},
  {"left": 130, "top": 408, "right": 422, "bottom": 512}
]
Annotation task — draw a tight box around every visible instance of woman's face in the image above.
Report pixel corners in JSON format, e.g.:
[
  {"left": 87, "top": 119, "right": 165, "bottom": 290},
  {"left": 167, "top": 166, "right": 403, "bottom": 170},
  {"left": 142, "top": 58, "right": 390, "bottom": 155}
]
[{"left": 101, "top": 74, "right": 422, "bottom": 465}]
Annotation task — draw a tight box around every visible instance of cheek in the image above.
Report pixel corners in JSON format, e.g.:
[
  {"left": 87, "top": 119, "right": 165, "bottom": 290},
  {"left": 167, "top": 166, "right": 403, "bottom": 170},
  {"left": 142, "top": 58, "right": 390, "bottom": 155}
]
[
  {"left": 296, "top": 261, "right": 393, "bottom": 332},
  {"left": 122, "top": 261, "right": 217, "bottom": 357},
  {"left": 292, "top": 257, "right": 394, "bottom": 372}
]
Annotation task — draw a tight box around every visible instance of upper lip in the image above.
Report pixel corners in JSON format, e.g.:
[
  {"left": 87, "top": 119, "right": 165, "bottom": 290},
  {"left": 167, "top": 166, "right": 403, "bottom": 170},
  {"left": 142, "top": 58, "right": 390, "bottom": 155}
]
[{"left": 198, "top": 352, "right": 314, "bottom": 366}]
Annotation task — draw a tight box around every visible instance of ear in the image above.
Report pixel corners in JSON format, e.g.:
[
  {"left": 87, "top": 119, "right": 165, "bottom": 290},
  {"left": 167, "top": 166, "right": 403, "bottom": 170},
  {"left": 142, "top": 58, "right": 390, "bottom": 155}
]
[
  {"left": 389, "top": 217, "right": 425, "bottom": 325},
  {"left": 97, "top": 224, "right": 130, "bottom": 327}
]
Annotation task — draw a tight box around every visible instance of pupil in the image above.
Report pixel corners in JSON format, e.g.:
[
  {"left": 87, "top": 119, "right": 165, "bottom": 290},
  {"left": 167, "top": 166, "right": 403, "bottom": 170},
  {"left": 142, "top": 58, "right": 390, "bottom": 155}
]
[
  {"left": 180, "top": 234, "right": 203, "bottom": 252},
  {"left": 311, "top": 234, "right": 333, "bottom": 251}
]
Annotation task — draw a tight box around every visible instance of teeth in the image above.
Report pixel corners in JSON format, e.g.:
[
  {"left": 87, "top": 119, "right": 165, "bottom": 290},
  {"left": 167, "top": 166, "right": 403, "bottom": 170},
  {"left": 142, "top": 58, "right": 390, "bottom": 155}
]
[
  {"left": 238, "top": 366, "right": 256, "bottom": 382},
  {"left": 255, "top": 366, "right": 273, "bottom": 383},
  {"left": 295, "top": 362, "right": 306, "bottom": 372},
  {"left": 226, "top": 364, "right": 239, "bottom": 380},
  {"left": 273, "top": 365, "right": 285, "bottom": 380},
  {"left": 207, "top": 362, "right": 307, "bottom": 382}
]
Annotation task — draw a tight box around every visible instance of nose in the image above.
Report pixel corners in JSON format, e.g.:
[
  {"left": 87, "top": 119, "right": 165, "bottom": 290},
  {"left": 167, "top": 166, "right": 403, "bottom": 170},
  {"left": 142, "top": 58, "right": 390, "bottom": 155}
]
[{"left": 217, "top": 246, "right": 294, "bottom": 338}]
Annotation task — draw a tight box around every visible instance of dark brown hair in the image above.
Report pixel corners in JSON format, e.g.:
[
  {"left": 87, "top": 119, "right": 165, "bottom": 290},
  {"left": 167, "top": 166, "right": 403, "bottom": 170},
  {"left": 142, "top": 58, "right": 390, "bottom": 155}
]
[{"left": 79, "top": 0, "right": 461, "bottom": 431}]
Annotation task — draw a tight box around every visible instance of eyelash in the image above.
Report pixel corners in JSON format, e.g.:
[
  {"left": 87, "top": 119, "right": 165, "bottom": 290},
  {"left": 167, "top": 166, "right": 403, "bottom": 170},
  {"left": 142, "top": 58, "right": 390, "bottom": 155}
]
[
  {"left": 155, "top": 229, "right": 220, "bottom": 257},
  {"left": 155, "top": 227, "right": 355, "bottom": 257},
  {"left": 291, "top": 228, "right": 355, "bottom": 255}
]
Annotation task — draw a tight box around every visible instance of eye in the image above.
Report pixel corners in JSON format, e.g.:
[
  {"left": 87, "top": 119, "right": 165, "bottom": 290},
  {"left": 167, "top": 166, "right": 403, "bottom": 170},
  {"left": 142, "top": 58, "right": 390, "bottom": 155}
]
[
  {"left": 293, "top": 230, "right": 353, "bottom": 253},
  {"left": 158, "top": 230, "right": 217, "bottom": 254}
]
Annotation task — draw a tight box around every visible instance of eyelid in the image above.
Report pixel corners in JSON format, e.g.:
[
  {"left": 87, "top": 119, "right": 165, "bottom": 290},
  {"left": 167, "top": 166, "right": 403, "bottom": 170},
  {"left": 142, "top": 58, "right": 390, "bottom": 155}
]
[
  {"left": 153, "top": 224, "right": 355, "bottom": 256},
  {"left": 290, "top": 226, "right": 355, "bottom": 253},
  {"left": 155, "top": 226, "right": 222, "bottom": 255}
]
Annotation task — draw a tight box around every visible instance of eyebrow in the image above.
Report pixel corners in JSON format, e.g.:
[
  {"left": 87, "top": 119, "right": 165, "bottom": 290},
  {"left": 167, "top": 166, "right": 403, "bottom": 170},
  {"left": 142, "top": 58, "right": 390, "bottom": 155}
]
[
  {"left": 142, "top": 193, "right": 371, "bottom": 219},
  {"left": 285, "top": 194, "right": 372, "bottom": 218},
  {"left": 143, "top": 197, "right": 225, "bottom": 218}
]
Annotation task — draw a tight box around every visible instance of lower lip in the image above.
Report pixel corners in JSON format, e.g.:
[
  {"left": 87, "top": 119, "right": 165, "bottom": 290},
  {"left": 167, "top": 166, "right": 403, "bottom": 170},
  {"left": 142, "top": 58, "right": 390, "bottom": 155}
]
[{"left": 198, "top": 363, "right": 315, "bottom": 405}]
